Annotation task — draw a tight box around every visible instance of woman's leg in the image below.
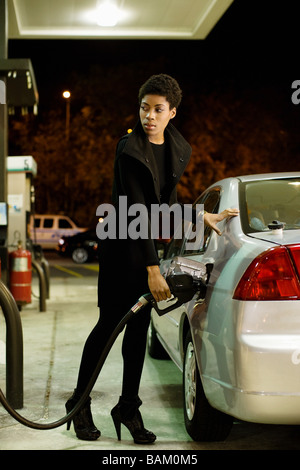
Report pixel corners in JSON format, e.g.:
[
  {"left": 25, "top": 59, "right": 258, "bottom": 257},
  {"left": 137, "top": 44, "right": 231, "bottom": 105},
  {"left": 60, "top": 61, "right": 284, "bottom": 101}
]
[
  {"left": 110, "top": 303, "right": 156, "bottom": 444},
  {"left": 75, "top": 311, "right": 122, "bottom": 394},
  {"left": 121, "top": 303, "right": 151, "bottom": 398},
  {"left": 75, "top": 278, "right": 148, "bottom": 394}
]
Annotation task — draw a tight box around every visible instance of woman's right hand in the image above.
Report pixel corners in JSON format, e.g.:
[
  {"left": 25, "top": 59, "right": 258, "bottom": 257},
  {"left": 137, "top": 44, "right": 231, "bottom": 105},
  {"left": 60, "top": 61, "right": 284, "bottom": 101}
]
[{"left": 147, "top": 265, "right": 171, "bottom": 302}]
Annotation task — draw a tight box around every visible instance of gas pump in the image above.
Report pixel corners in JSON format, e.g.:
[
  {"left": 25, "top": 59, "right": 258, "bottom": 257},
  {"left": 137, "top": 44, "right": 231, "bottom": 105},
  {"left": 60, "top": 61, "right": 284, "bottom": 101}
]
[
  {"left": 7, "top": 156, "right": 37, "bottom": 250},
  {"left": 5, "top": 157, "right": 37, "bottom": 307}
]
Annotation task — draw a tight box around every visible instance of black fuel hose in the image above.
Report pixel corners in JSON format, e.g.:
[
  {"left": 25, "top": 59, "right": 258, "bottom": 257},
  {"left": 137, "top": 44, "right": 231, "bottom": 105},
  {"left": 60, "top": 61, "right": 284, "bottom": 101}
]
[{"left": 0, "top": 293, "right": 153, "bottom": 430}]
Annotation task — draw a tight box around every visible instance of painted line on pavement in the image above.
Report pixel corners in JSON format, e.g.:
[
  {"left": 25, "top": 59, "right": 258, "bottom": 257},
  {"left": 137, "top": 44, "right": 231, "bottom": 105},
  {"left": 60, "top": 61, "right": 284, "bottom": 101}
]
[
  {"left": 81, "top": 264, "right": 99, "bottom": 272},
  {"left": 53, "top": 264, "right": 83, "bottom": 277}
]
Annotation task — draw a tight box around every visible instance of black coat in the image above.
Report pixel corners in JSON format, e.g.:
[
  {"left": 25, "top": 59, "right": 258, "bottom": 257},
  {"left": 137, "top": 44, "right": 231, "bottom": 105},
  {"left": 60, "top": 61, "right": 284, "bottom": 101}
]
[{"left": 98, "top": 120, "right": 192, "bottom": 307}]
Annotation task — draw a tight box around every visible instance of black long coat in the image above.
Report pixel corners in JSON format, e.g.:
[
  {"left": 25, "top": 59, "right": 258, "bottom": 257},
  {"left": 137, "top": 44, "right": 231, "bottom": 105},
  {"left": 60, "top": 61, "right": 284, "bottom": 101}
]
[{"left": 97, "top": 120, "right": 192, "bottom": 309}]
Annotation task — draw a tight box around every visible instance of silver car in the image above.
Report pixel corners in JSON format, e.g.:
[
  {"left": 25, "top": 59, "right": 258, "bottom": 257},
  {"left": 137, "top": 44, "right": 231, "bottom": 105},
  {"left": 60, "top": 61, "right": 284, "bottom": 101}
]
[{"left": 148, "top": 172, "right": 300, "bottom": 441}]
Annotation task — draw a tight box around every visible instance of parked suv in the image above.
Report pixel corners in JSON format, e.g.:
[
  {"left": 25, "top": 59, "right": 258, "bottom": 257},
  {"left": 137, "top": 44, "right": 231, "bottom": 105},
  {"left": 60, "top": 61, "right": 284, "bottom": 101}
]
[{"left": 29, "top": 214, "right": 86, "bottom": 249}]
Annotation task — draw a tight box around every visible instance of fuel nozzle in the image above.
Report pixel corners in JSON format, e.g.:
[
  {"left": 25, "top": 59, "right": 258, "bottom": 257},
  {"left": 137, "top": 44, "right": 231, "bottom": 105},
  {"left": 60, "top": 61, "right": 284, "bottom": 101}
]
[{"left": 150, "top": 271, "right": 207, "bottom": 316}]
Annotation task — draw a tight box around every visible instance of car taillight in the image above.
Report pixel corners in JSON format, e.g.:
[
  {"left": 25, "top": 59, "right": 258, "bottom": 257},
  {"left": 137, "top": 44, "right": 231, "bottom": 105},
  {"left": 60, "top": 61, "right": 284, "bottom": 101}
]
[
  {"left": 233, "top": 245, "right": 300, "bottom": 301},
  {"left": 289, "top": 244, "right": 300, "bottom": 276}
]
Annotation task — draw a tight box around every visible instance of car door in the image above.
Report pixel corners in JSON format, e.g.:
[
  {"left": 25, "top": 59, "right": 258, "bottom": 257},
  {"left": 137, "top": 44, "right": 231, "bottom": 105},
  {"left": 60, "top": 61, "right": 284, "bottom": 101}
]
[{"left": 153, "top": 188, "right": 221, "bottom": 366}]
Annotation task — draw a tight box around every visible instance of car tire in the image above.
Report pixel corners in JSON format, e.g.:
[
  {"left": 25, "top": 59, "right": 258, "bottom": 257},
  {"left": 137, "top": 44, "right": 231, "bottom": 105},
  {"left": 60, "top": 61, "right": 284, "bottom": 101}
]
[
  {"left": 147, "top": 318, "right": 169, "bottom": 359},
  {"left": 72, "top": 247, "right": 89, "bottom": 264},
  {"left": 183, "top": 330, "right": 233, "bottom": 441}
]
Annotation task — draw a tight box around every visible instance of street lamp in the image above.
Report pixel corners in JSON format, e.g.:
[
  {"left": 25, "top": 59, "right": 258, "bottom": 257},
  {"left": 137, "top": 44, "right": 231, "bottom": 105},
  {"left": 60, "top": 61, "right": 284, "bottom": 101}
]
[
  {"left": 62, "top": 90, "right": 71, "bottom": 204},
  {"left": 62, "top": 90, "right": 71, "bottom": 141}
]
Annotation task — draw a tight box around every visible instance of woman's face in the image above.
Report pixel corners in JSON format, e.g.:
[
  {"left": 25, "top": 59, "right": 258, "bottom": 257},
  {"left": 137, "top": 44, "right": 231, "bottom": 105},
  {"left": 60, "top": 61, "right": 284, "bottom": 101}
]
[{"left": 139, "top": 94, "right": 176, "bottom": 144}]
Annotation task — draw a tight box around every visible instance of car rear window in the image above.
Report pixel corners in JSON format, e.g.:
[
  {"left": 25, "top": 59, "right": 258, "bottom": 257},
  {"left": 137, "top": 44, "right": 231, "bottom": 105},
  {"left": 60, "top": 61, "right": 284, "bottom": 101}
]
[{"left": 240, "top": 178, "right": 300, "bottom": 233}]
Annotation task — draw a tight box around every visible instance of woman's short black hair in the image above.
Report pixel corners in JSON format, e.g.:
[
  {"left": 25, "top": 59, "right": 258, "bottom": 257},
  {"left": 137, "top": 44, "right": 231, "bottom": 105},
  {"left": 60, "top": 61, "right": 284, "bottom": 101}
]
[{"left": 138, "top": 74, "right": 182, "bottom": 109}]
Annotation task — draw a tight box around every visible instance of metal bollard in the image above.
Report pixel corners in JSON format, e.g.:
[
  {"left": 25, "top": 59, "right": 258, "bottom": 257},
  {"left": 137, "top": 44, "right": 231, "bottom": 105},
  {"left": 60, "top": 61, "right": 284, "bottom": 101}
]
[
  {"left": 0, "top": 279, "right": 23, "bottom": 409},
  {"left": 40, "top": 256, "right": 50, "bottom": 299},
  {"left": 32, "top": 260, "right": 47, "bottom": 312}
]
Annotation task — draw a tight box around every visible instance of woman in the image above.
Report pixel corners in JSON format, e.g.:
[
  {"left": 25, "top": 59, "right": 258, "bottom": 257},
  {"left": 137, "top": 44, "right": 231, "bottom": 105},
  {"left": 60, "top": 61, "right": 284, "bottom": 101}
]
[{"left": 66, "top": 74, "right": 238, "bottom": 443}]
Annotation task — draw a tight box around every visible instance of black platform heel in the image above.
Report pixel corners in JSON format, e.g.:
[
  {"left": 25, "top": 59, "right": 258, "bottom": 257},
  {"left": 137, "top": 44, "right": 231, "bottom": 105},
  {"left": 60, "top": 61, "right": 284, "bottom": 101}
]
[
  {"left": 65, "top": 389, "right": 101, "bottom": 441},
  {"left": 111, "top": 396, "right": 156, "bottom": 444}
]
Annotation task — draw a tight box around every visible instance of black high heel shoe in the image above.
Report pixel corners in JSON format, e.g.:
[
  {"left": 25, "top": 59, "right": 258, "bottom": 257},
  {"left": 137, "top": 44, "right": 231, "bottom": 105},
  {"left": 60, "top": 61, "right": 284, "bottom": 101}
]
[
  {"left": 65, "top": 389, "right": 101, "bottom": 441},
  {"left": 111, "top": 396, "right": 156, "bottom": 444}
]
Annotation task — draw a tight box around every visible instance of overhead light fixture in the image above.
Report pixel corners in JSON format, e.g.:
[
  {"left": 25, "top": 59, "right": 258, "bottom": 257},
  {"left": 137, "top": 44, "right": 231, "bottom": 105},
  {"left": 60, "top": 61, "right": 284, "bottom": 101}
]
[{"left": 96, "top": 2, "right": 120, "bottom": 27}]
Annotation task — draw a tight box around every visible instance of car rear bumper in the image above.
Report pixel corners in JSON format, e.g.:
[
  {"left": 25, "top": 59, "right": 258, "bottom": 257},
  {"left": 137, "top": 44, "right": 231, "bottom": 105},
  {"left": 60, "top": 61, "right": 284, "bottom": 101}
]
[
  {"left": 202, "top": 375, "right": 300, "bottom": 424},
  {"left": 201, "top": 300, "right": 300, "bottom": 424}
]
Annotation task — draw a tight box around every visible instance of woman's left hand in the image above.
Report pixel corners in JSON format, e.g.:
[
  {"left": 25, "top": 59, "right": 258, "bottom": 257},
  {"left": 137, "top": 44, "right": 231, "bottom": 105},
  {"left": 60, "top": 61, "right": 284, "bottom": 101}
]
[{"left": 204, "top": 208, "right": 239, "bottom": 236}]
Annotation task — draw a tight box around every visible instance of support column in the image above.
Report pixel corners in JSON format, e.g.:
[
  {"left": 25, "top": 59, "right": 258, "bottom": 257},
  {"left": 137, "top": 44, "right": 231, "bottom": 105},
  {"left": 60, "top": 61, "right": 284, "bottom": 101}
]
[
  {"left": 0, "top": 0, "right": 8, "bottom": 201},
  {"left": 0, "top": 0, "right": 8, "bottom": 284}
]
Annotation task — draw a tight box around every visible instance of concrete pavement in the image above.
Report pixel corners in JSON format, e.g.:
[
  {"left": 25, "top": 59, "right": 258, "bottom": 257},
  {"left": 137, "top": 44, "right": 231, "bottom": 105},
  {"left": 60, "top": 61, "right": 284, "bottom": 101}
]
[{"left": 1, "top": 269, "right": 300, "bottom": 451}]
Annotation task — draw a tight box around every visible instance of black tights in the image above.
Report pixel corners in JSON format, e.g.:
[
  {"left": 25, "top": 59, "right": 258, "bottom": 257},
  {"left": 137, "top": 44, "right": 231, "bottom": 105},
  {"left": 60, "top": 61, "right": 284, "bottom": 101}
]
[{"left": 75, "top": 300, "right": 151, "bottom": 399}]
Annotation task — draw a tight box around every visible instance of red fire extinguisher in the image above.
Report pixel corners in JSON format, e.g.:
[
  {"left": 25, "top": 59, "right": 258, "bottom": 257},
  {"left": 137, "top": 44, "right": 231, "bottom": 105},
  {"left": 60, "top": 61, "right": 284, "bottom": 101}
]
[{"left": 9, "top": 242, "right": 32, "bottom": 305}]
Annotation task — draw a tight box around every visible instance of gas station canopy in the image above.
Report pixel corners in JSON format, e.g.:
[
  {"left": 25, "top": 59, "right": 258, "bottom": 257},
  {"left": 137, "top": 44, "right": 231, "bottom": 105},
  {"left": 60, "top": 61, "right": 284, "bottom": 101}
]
[
  {"left": 7, "top": 0, "right": 234, "bottom": 40},
  {"left": 3, "top": 0, "right": 234, "bottom": 108}
]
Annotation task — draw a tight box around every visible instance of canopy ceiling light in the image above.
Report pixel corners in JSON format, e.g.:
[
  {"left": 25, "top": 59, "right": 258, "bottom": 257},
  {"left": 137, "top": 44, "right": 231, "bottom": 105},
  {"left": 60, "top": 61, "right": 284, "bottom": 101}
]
[{"left": 96, "top": 2, "right": 120, "bottom": 27}]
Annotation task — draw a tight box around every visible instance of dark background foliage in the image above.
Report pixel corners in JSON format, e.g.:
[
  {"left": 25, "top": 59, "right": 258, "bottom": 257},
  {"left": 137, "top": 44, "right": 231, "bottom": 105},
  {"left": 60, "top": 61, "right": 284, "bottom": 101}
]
[{"left": 7, "top": 0, "right": 300, "bottom": 226}]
